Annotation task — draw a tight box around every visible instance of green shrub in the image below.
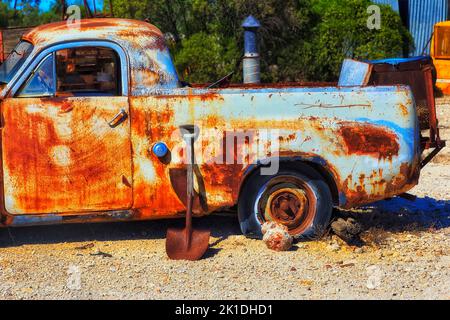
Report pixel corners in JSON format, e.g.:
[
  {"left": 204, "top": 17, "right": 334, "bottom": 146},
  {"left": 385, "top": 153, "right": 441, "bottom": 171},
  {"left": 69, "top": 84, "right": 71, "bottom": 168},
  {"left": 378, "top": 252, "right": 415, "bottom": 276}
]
[
  {"left": 173, "top": 32, "right": 240, "bottom": 84},
  {"left": 305, "top": 0, "right": 413, "bottom": 81}
]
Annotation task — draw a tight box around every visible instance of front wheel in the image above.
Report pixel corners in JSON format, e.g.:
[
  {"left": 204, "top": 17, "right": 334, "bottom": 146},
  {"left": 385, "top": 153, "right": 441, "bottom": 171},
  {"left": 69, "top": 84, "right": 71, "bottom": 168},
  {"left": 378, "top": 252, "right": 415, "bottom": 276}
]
[{"left": 238, "top": 164, "right": 333, "bottom": 240}]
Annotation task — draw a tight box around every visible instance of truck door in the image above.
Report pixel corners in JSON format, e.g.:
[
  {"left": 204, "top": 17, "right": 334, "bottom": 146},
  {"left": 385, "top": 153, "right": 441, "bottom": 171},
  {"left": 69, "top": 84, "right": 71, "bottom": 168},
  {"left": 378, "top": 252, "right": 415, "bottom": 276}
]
[{"left": 1, "top": 43, "right": 133, "bottom": 214}]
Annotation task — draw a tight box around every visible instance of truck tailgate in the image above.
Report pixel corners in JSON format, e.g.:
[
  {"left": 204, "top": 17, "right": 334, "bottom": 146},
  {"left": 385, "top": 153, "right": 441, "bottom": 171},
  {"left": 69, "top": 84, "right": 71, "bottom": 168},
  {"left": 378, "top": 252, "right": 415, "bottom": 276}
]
[{"left": 367, "top": 57, "right": 445, "bottom": 167}]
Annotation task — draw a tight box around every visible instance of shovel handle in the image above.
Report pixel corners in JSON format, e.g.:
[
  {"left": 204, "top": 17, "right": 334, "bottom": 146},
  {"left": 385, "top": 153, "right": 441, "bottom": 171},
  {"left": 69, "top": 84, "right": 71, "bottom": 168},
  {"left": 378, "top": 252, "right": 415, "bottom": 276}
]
[{"left": 185, "top": 134, "right": 195, "bottom": 246}]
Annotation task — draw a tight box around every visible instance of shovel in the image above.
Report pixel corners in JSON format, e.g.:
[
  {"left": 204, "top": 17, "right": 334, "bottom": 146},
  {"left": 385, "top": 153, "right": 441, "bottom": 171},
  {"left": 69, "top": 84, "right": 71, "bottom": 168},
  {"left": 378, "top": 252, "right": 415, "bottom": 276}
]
[{"left": 166, "top": 126, "right": 210, "bottom": 261}]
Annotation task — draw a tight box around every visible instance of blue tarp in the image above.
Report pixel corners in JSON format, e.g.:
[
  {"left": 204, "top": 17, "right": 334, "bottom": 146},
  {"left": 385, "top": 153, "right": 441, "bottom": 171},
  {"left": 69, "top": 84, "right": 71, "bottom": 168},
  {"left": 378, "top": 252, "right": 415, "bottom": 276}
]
[{"left": 369, "top": 56, "right": 431, "bottom": 65}]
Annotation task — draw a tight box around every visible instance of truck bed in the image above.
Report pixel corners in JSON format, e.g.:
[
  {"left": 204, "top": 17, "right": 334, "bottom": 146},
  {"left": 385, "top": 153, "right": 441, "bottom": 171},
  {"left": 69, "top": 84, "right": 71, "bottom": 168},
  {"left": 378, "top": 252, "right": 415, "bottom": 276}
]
[{"left": 129, "top": 84, "right": 421, "bottom": 214}]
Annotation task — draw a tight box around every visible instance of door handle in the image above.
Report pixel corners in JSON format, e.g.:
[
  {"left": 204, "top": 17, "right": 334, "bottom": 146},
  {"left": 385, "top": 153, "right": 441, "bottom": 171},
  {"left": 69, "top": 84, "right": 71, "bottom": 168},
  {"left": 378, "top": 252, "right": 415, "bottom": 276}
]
[{"left": 108, "top": 109, "right": 128, "bottom": 128}]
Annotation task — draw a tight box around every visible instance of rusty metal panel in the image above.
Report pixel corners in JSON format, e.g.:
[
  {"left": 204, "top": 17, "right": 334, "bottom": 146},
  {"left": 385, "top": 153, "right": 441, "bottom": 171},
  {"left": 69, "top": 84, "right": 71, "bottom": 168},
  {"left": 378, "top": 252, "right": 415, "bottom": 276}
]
[
  {"left": 0, "top": 85, "right": 421, "bottom": 223},
  {"left": 1, "top": 97, "right": 132, "bottom": 214},
  {"left": 128, "top": 85, "right": 420, "bottom": 218},
  {"left": 129, "top": 97, "right": 187, "bottom": 218}
]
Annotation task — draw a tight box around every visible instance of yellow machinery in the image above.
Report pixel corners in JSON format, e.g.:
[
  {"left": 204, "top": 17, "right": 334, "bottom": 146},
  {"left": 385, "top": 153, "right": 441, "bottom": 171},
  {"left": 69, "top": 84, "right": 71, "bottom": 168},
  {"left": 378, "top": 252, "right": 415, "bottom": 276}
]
[{"left": 432, "top": 21, "right": 450, "bottom": 95}]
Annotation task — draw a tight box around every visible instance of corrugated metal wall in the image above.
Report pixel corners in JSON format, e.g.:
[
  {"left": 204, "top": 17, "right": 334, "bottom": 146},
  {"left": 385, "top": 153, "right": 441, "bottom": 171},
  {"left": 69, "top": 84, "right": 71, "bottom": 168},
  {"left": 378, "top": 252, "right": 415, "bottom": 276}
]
[
  {"left": 408, "top": 0, "right": 448, "bottom": 56},
  {"left": 375, "top": 0, "right": 449, "bottom": 56}
]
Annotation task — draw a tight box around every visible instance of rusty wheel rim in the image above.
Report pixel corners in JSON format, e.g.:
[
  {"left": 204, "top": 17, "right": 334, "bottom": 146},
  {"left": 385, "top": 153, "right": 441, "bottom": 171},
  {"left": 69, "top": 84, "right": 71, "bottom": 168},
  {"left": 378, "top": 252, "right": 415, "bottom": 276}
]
[{"left": 257, "top": 177, "right": 317, "bottom": 236}]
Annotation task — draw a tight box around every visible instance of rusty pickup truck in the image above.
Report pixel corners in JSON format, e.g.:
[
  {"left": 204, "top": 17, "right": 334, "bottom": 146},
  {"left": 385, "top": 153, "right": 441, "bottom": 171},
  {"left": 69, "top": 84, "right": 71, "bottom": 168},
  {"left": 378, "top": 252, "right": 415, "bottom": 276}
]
[{"left": 0, "top": 19, "right": 444, "bottom": 240}]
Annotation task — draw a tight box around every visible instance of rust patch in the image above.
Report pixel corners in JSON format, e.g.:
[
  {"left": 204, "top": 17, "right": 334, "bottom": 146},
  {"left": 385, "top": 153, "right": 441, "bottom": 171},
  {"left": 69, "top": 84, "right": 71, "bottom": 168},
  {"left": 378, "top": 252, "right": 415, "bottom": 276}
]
[
  {"left": 122, "top": 176, "right": 132, "bottom": 188},
  {"left": 204, "top": 114, "right": 222, "bottom": 128},
  {"left": 201, "top": 164, "right": 241, "bottom": 189},
  {"left": 1, "top": 97, "right": 133, "bottom": 214},
  {"left": 399, "top": 104, "right": 409, "bottom": 116},
  {"left": 339, "top": 123, "right": 399, "bottom": 160},
  {"left": 134, "top": 68, "right": 160, "bottom": 88},
  {"left": 342, "top": 175, "right": 371, "bottom": 205},
  {"left": 23, "top": 18, "right": 163, "bottom": 45},
  {"left": 199, "top": 92, "right": 224, "bottom": 102},
  {"left": 117, "top": 29, "right": 163, "bottom": 42},
  {"left": 384, "top": 162, "right": 412, "bottom": 195},
  {"left": 279, "top": 133, "right": 297, "bottom": 143},
  {"left": 341, "top": 162, "right": 418, "bottom": 208}
]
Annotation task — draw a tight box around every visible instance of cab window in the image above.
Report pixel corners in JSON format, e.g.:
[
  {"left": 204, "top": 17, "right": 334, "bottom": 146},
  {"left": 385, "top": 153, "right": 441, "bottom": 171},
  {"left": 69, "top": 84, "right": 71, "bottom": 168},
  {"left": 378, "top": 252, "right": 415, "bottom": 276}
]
[
  {"left": 435, "top": 26, "right": 450, "bottom": 58},
  {"left": 16, "top": 46, "right": 121, "bottom": 97},
  {"left": 56, "top": 47, "right": 120, "bottom": 96}
]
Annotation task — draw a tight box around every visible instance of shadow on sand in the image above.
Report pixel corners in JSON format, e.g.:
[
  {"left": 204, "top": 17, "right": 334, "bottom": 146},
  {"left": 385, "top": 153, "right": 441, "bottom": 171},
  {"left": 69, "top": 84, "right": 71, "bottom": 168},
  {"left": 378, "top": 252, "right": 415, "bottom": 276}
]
[
  {"left": 0, "top": 196, "right": 448, "bottom": 248},
  {"left": 343, "top": 196, "right": 450, "bottom": 233},
  {"left": 0, "top": 214, "right": 242, "bottom": 250}
]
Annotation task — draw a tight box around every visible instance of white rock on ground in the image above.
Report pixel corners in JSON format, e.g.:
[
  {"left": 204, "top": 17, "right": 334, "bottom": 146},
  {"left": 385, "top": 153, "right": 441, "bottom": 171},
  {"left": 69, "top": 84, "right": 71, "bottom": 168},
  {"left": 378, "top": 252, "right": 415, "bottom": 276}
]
[{"left": 262, "top": 222, "right": 293, "bottom": 252}]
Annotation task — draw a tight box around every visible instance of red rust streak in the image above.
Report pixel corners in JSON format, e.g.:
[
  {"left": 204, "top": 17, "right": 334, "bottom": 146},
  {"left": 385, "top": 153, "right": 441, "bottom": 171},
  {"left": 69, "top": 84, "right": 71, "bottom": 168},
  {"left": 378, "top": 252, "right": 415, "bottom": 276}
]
[
  {"left": 339, "top": 122, "right": 399, "bottom": 160},
  {"left": 341, "top": 162, "right": 417, "bottom": 208}
]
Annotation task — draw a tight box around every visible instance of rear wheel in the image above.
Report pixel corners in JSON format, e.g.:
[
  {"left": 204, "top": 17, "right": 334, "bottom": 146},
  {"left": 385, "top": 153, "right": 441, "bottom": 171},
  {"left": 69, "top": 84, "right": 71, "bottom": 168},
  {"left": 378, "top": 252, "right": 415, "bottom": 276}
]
[{"left": 238, "top": 164, "right": 333, "bottom": 240}]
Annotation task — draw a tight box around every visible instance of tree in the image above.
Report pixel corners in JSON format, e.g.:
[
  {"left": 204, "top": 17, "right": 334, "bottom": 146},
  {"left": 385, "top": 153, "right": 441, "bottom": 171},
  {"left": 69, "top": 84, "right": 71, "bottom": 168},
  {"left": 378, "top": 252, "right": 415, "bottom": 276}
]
[
  {"left": 0, "top": 0, "right": 60, "bottom": 27},
  {"left": 0, "top": 2, "right": 11, "bottom": 28}
]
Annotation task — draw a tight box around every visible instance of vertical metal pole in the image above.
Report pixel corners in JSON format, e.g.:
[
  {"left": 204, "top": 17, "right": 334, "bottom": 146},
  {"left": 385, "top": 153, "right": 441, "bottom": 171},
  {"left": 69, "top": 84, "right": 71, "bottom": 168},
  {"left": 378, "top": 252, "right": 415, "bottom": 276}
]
[
  {"left": 93, "top": 0, "right": 97, "bottom": 17},
  {"left": 242, "top": 15, "right": 261, "bottom": 84},
  {"left": 109, "top": 0, "right": 114, "bottom": 17},
  {"left": 423, "top": 66, "right": 439, "bottom": 145},
  {"left": 183, "top": 132, "right": 195, "bottom": 248},
  {"left": 83, "top": 0, "right": 93, "bottom": 18},
  {"left": 61, "top": 0, "right": 66, "bottom": 20}
]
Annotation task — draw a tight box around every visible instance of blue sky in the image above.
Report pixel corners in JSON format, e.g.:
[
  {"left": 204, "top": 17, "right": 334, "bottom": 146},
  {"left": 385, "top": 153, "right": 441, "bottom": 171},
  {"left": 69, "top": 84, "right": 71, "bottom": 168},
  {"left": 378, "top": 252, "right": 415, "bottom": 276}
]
[
  {"left": 39, "top": 1, "right": 53, "bottom": 11},
  {"left": 7, "top": 0, "right": 103, "bottom": 12},
  {"left": 7, "top": 0, "right": 53, "bottom": 12}
]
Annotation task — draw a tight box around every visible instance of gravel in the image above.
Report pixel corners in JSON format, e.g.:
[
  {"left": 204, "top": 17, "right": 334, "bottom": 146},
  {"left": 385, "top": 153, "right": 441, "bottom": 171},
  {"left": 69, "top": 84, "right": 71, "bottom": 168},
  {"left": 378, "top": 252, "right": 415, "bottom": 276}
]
[{"left": 0, "top": 102, "right": 448, "bottom": 300}]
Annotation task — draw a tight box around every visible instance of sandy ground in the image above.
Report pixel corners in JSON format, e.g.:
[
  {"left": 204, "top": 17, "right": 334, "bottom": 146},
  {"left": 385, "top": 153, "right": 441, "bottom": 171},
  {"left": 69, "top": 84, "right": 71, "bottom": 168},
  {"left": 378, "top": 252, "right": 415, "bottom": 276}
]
[{"left": 0, "top": 102, "right": 448, "bottom": 300}]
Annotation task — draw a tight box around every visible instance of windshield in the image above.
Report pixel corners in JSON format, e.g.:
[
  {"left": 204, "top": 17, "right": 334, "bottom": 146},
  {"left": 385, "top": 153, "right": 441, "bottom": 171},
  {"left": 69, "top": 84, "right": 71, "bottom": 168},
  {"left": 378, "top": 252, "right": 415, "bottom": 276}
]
[{"left": 0, "top": 41, "right": 34, "bottom": 84}]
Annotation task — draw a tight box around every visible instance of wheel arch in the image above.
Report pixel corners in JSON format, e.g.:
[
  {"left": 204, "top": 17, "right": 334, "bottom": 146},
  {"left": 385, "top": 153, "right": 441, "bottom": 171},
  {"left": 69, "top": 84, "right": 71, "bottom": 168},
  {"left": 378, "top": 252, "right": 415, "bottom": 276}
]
[{"left": 238, "top": 156, "right": 341, "bottom": 206}]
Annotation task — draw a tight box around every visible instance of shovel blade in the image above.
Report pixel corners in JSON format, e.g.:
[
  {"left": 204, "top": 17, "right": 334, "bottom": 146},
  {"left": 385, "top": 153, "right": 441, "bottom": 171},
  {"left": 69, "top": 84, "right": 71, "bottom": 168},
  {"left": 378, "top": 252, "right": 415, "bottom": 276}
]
[{"left": 166, "top": 228, "right": 210, "bottom": 261}]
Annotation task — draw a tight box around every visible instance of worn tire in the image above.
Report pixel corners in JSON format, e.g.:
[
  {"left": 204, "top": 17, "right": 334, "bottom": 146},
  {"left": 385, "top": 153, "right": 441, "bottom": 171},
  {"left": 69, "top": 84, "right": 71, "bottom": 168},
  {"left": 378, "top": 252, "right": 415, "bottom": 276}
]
[{"left": 238, "top": 163, "right": 333, "bottom": 240}]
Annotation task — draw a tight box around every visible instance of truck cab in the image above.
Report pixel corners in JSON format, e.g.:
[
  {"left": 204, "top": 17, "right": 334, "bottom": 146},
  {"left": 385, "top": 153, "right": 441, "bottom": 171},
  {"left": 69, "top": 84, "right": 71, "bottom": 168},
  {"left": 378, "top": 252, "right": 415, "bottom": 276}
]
[{"left": 432, "top": 21, "right": 450, "bottom": 95}]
